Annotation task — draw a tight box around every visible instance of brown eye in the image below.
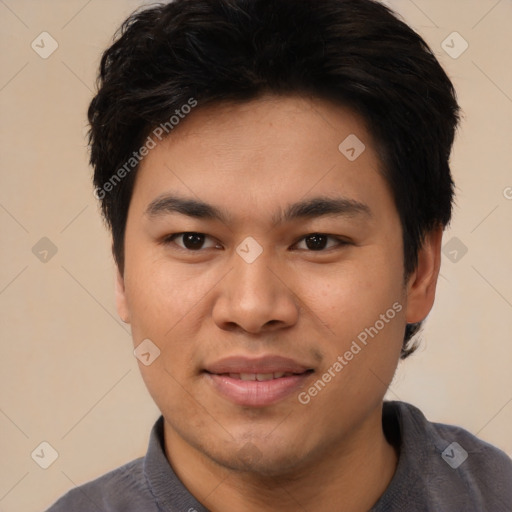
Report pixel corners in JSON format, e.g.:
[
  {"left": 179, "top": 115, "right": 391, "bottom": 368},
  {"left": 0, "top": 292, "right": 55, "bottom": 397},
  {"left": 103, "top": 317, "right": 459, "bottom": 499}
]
[
  {"left": 165, "top": 232, "right": 219, "bottom": 251},
  {"left": 295, "top": 234, "right": 349, "bottom": 251},
  {"left": 304, "top": 234, "right": 328, "bottom": 250}
]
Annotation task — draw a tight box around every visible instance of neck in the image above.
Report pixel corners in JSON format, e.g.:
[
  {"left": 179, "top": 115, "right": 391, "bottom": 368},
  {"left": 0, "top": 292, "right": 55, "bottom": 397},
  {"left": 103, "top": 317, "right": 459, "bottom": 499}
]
[{"left": 163, "top": 404, "right": 398, "bottom": 512}]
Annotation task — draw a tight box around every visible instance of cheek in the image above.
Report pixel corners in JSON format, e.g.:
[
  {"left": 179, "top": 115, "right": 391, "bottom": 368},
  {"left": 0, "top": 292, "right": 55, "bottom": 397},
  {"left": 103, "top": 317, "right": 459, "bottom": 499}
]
[
  {"left": 297, "top": 250, "right": 404, "bottom": 340},
  {"left": 124, "top": 252, "right": 208, "bottom": 340},
  {"left": 124, "top": 256, "right": 209, "bottom": 413},
  {"left": 296, "top": 260, "right": 405, "bottom": 427}
]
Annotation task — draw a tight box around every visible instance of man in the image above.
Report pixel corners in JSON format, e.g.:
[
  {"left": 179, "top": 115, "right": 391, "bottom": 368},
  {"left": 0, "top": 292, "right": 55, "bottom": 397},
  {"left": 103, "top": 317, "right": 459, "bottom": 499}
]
[{"left": 46, "top": 0, "right": 512, "bottom": 510}]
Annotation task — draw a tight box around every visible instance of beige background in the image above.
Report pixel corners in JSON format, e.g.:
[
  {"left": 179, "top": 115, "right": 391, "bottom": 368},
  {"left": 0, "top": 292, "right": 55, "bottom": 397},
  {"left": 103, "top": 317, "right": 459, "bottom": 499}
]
[{"left": 0, "top": 0, "right": 511, "bottom": 510}]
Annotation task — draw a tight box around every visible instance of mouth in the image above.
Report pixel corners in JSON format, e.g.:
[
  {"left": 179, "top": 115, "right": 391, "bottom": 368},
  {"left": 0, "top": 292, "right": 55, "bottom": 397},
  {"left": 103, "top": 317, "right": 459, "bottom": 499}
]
[
  {"left": 220, "top": 372, "right": 303, "bottom": 381},
  {"left": 203, "top": 356, "right": 314, "bottom": 407}
]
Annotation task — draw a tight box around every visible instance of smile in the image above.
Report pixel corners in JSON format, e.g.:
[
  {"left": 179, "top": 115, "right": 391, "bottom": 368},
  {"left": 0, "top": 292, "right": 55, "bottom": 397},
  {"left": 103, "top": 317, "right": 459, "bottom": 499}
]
[
  {"left": 205, "top": 370, "right": 314, "bottom": 407},
  {"left": 224, "top": 372, "right": 298, "bottom": 381}
]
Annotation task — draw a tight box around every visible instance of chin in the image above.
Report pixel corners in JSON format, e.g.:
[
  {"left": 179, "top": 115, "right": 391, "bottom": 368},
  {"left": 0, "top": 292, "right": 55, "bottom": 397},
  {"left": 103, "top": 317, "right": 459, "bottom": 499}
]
[{"left": 204, "top": 439, "right": 313, "bottom": 477}]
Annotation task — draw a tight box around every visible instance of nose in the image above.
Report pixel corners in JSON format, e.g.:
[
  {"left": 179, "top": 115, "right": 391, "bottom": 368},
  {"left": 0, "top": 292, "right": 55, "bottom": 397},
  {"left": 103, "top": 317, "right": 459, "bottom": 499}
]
[{"left": 212, "top": 247, "right": 299, "bottom": 335}]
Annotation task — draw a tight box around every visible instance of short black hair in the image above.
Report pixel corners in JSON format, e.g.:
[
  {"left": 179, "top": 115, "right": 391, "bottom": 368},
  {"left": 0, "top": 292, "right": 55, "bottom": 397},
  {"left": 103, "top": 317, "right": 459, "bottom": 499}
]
[{"left": 88, "top": 0, "right": 461, "bottom": 358}]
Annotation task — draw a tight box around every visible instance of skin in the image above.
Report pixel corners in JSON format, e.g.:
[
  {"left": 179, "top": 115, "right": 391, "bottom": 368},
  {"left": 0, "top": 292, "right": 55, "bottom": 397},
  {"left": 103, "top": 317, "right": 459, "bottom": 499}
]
[{"left": 116, "top": 95, "right": 443, "bottom": 512}]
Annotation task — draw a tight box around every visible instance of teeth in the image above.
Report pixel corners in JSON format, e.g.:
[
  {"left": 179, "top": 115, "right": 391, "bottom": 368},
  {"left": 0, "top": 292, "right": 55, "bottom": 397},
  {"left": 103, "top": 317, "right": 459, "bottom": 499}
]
[
  {"left": 256, "top": 373, "right": 274, "bottom": 381},
  {"left": 239, "top": 373, "right": 256, "bottom": 381},
  {"left": 228, "top": 372, "right": 294, "bottom": 380}
]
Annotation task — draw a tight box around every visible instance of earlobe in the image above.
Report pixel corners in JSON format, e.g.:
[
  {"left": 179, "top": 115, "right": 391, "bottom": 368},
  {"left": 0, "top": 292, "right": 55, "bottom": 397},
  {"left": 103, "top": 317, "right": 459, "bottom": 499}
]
[
  {"left": 405, "top": 226, "right": 443, "bottom": 324},
  {"left": 115, "top": 268, "right": 131, "bottom": 323}
]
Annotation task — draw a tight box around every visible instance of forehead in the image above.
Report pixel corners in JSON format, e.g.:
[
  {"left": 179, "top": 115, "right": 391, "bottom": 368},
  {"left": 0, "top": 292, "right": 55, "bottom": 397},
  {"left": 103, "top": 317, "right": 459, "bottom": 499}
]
[{"left": 129, "top": 95, "right": 395, "bottom": 223}]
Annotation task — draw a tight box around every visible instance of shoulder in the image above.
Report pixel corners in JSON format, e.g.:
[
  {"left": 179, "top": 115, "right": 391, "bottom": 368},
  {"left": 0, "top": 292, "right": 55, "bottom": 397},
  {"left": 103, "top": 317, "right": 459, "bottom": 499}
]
[
  {"left": 381, "top": 401, "right": 512, "bottom": 511},
  {"left": 44, "top": 456, "right": 157, "bottom": 512},
  {"left": 428, "top": 415, "right": 512, "bottom": 502}
]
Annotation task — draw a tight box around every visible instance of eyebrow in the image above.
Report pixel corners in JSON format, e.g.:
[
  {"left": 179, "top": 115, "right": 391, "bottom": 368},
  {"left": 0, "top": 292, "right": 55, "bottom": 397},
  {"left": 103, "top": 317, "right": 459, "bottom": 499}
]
[{"left": 145, "top": 193, "right": 372, "bottom": 225}]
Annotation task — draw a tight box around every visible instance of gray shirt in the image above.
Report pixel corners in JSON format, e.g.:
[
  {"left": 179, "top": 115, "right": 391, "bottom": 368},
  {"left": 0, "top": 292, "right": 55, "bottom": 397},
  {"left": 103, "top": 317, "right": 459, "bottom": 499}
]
[{"left": 45, "top": 401, "right": 512, "bottom": 511}]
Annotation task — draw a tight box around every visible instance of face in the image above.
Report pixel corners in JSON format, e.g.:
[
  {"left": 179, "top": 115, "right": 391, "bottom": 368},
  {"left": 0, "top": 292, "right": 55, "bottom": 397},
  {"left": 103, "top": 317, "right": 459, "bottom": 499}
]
[{"left": 117, "top": 95, "right": 440, "bottom": 476}]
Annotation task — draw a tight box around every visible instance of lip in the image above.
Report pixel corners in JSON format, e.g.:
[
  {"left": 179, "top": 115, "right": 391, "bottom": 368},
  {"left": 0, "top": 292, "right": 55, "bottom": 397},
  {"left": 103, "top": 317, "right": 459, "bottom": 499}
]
[
  {"left": 204, "top": 355, "right": 312, "bottom": 375},
  {"left": 204, "top": 355, "right": 314, "bottom": 407}
]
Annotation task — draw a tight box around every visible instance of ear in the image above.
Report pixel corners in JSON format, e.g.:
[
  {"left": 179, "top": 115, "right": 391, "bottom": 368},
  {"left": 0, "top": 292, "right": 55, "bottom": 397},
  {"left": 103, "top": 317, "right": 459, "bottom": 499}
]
[
  {"left": 115, "top": 266, "right": 131, "bottom": 324},
  {"left": 405, "top": 226, "right": 443, "bottom": 324}
]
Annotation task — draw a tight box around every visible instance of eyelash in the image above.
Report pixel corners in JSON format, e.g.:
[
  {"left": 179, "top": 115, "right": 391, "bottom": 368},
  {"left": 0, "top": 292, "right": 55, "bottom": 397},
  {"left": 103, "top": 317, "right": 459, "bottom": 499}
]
[{"left": 161, "top": 232, "right": 351, "bottom": 252}]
